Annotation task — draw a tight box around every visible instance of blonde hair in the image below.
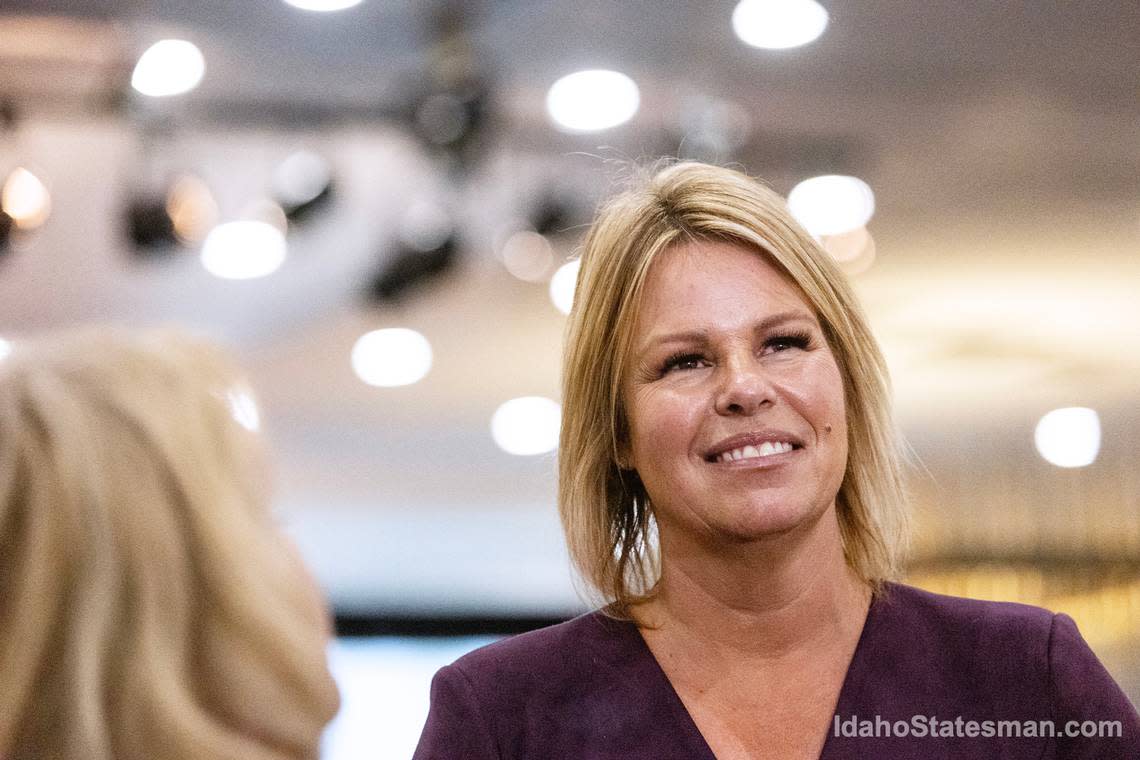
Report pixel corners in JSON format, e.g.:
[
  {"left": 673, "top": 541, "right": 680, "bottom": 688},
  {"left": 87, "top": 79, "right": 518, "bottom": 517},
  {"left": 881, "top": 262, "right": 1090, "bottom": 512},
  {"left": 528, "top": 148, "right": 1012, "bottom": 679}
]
[
  {"left": 559, "top": 161, "right": 910, "bottom": 613},
  {"left": 0, "top": 327, "right": 339, "bottom": 760}
]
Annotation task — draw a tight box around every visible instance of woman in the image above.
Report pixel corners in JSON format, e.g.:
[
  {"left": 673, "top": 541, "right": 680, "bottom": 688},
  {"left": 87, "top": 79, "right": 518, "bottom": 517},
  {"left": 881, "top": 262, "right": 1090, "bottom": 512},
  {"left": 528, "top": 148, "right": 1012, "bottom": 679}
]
[
  {"left": 0, "top": 327, "right": 340, "bottom": 760},
  {"left": 414, "top": 162, "right": 1140, "bottom": 758}
]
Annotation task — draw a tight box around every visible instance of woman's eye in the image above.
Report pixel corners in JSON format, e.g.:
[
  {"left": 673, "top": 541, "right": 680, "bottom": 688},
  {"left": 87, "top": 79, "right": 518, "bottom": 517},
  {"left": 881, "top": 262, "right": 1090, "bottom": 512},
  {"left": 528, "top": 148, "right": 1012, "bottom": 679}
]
[
  {"left": 765, "top": 331, "right": 812, "bottom": 353},
  {"left": 661, "top": 353, "right": 706, "bottom": 373}
]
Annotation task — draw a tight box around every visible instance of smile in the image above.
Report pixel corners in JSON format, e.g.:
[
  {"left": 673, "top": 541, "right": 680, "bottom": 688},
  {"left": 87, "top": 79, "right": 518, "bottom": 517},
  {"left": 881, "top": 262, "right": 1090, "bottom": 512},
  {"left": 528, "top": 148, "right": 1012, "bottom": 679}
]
[{"left": 715, "top": 441, "right": 796, "bottom": 464}]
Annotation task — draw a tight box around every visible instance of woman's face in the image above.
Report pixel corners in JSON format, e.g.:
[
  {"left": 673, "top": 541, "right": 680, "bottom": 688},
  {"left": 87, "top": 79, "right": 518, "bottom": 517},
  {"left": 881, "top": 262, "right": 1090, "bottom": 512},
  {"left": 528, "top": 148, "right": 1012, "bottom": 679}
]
[{"left": 621, "top": 239, "right": 848, "bottom": 545}]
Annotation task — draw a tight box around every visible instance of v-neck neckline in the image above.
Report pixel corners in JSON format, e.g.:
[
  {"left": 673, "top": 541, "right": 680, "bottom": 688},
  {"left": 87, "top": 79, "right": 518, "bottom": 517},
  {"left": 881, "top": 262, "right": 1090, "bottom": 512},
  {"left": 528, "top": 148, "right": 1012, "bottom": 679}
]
[{"left": 622, "top": 583, "right": 890, "bottom": 760}]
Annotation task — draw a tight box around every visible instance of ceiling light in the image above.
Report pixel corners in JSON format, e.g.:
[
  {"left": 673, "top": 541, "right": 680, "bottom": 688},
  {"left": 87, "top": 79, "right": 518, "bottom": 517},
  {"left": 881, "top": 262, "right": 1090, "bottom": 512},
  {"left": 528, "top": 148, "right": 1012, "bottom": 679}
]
[
  {"left": 200, "top": 221, "right": 286, "bottom": 280},
  {"left": 546, "top": 70, "right": 639, "bottom": 133},
  {"left": 732, "top": 0, "right": 829, "bottom": 50},
  {"left": 1035, "top": 407, "right": 1100, "bottom": 468},
  {"left": 549, "top": 259, "right": 580, "bottom": 315},
  {"left": 0, "top": 337, "right": 11, "bottom": 361},
  {"left": 490, "top": 396, "right": 561, "bottom": 456},
  {"left": 2, "top": 167, "right": 51, "bottom": 230},
  {"left": 787, "top": 174, "right": 875, "bottom": 237},
  {"left": 272, "top": 150, "right": 333, "bottom": 221},
  {"left": 499, "top": 230, "right": 554, "bottom": 282},
  {"left": 166, "top": 175, "right": 218, "bottom": 244},
  {"left": 351, "top": 328, "right": 433, "bottom": 387},
  {"left": 282, "top": 0, "right": 364, "bottom": 11},
  {"left": 131, "top": 39, "right": 205, "bottom": 97}
]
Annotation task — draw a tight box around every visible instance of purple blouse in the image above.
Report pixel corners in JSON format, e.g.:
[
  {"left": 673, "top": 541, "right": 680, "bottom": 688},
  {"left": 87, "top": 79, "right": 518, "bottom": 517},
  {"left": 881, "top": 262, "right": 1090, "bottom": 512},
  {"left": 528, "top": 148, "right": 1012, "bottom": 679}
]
[{"left": 413, "top": 582, "right": 1140, "bottom": 758}]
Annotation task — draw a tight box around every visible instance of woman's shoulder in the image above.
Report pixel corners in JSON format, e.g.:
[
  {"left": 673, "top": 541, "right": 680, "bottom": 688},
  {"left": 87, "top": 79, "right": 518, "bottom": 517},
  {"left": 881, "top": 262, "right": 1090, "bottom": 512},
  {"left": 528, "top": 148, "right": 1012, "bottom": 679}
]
[
  {"left": 867, "top": 582, "right": 1135, "bottom": 709},
  {"left": 447, "top": 609, "right": 640, "bottom": 686},
  {"left": 857, "top": 582, "right": 1057, "bottom": 701},
  {"left": 854, "top": 581, "right": 1140, "bottom": 753},
  {"left": 416, "top": 611, "right": 712, "bottom": 758},
  {"left": 877, "top": 580, "right": 1057, "bottom": 642}
]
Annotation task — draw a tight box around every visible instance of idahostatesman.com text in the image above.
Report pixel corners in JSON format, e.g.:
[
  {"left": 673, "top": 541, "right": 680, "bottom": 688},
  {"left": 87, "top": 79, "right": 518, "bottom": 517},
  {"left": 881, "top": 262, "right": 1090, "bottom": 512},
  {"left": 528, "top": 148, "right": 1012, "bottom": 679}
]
[{"left": 834, "top": 714, "right": 1124, "bottom": 739}]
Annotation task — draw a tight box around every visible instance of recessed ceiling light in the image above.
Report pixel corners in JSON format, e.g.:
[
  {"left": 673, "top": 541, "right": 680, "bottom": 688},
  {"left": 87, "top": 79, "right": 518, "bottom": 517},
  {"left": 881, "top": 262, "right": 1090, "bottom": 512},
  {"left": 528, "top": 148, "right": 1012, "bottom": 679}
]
[
  {"left": 200, "top": 221, "right": 286, "bottom": 279},
  {"left": 131, "top": 39, "right": 205, "bottom": 97},
  {"left": 546, "top": 70, "right": 640, "bottom": 133},
  {"left": 549, "top": 259, "right": 580, "bottom": 314},
  {"left": 500, "top": 230, "right": 554, "bottom": 282},
  {"left": 1, "top": 168, "right": 51, "bottom": 230},
  {"left": 787, "top": 175, "right": 875, "bottom": 237},
  {"left": 272, "top": 150, "right": 333, "bottom": 210},
  {"left": 1035, "top": 407, "right": 1100, "bottom": 468},
  {"left": 282, "top": 0, "right": 364, "bottom": 11},
  {"left": 351, "top": 328, "right": 432, "bottom": 387},
  {"left": 490, "top": 396, "right": 561, "bottom": 456},
  {"left": 166, "top": 175, "right": 218, "bottom": 244},
  {"left": 732, "top": 0, "right": 829, "bottom": 50}
]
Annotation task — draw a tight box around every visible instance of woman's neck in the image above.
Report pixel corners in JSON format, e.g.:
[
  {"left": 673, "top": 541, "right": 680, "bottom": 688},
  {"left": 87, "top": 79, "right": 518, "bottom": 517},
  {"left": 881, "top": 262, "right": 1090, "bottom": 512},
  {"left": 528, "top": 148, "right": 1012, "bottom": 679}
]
[{"left": 635, "top": 503, "right": 871, "bottom": 661}]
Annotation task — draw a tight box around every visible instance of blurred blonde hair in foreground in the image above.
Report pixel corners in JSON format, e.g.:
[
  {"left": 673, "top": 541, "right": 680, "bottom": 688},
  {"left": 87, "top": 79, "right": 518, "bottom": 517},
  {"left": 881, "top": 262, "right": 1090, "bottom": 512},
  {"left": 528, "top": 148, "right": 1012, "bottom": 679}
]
[{"left": 0, "top": 327, "right": 339, "bottom": 760}]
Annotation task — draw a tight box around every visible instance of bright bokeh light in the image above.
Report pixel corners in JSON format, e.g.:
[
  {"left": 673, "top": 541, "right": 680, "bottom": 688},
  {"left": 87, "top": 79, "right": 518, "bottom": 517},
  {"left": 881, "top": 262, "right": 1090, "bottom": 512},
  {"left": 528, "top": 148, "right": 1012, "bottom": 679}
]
[
  {"left": 546, "top": 70, "right": 640, "bottom": 133},
  {"left": 131, "top": 39, "right": 205, "bottom": 97},
  {"left": 549, "top": 259, "right": 580, "bottom": 314},
  {"left": 283, "top": 0, "right": 363, "bottom": 11},
  {"left": 2, "top": 168, "right": 51, "bottom": 230},
  {"left": 0, "top": 337, "right": 11, "bottom": 362},
  {"left": 272, "top": 150, "right": 332, "bottom": 207},
  {"left": 491, "top": 396, "right": 561, "bottom": 456},
  {"left": 226, "top": 388, "right": 260, "bottom": 432},
  {"left": 732, "top": 0, "right": 829, "bottom": 50},
  {"left": 166, "top": 175, "right": 218, "bottom": 243},
  {"left": 1034, "top": 407, "right": 1101, "bottom": 468},
  {"left": 500, "top": 230, "right": 554, "bottom": 282},
  {"left": 788, "top": 174, "right": 875, "bottom": 237},
  {"left": 351, "top": 328, "right": 433, "bottom": 388},
  {"left": 200, "top": 221, "right": 286, "bottom": 280}
]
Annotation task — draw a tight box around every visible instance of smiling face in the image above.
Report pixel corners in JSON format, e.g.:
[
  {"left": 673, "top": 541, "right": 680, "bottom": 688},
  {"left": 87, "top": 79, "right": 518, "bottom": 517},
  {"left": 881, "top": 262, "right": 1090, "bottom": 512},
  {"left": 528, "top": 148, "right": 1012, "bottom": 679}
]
[{"left": 621, "top": 239, "right": 848, "bottom": 545}]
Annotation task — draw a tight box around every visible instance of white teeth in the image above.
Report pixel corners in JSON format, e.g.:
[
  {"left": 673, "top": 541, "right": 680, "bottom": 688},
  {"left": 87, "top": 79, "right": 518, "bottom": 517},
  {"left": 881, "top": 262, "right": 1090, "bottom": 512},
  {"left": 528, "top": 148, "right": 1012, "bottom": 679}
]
[{"left": 717, "top": 441, "right": 793, "bottom": 463}]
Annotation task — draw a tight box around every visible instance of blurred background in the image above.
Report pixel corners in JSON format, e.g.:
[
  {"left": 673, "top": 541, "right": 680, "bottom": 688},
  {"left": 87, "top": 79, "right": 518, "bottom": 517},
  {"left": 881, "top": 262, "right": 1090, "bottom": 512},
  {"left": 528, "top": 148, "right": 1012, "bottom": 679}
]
[{"left": 0, "top": 1, "right": 1137, "bottom": 757}]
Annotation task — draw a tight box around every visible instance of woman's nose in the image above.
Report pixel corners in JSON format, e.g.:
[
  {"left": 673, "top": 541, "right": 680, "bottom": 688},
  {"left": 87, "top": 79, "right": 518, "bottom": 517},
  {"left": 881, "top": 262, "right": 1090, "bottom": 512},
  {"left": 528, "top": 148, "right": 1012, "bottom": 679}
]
[{"left": 712, "top": 358, "right": 774, "bottom": 416}]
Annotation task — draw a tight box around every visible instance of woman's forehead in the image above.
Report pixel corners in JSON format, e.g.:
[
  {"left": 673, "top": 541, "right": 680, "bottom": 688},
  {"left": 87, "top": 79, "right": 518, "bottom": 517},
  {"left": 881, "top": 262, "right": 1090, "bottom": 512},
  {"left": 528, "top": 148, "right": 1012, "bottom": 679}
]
[{"left": 633, "top": 240, "right": 816, "bottom": 332}]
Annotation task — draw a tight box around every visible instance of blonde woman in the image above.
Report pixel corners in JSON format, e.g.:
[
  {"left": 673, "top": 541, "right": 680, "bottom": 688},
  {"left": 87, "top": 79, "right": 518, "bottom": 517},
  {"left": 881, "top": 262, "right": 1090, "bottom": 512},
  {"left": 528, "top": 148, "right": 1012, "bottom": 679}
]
[
  {"left": 0, "top": 327, "right": 339, "bottom": 760},
  {"left": 415, "top": 162, "right": 1140, "bottom": 758}
]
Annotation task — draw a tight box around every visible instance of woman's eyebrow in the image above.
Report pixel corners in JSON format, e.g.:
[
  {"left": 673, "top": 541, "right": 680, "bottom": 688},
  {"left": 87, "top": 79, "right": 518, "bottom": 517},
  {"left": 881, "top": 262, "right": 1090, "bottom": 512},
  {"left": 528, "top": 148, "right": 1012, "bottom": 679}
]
[{"left": 638, "top": 310, "right": 816, "bottom": 352}]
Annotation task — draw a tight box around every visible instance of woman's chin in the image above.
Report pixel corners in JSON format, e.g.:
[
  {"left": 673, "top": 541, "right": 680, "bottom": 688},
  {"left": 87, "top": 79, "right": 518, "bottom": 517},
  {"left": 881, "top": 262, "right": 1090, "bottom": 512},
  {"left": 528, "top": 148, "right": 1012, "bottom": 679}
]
[{"left": 705, "top": 497, "right": 835, "bottom": 545}]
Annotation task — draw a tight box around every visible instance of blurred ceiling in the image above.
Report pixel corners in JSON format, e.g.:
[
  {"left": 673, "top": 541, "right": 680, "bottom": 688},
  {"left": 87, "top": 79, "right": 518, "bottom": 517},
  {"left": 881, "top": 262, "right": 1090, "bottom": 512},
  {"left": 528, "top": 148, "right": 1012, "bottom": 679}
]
[{"left": 0, "top": 1, "right": 1137, "bottom": 612}]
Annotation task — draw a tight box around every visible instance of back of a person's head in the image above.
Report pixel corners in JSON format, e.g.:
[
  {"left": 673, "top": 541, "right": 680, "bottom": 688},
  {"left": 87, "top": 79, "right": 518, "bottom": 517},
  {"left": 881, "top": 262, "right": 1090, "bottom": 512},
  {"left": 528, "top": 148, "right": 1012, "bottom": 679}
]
[{"left": 0, "top": 326, "right": 339, "bottom": 760}]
